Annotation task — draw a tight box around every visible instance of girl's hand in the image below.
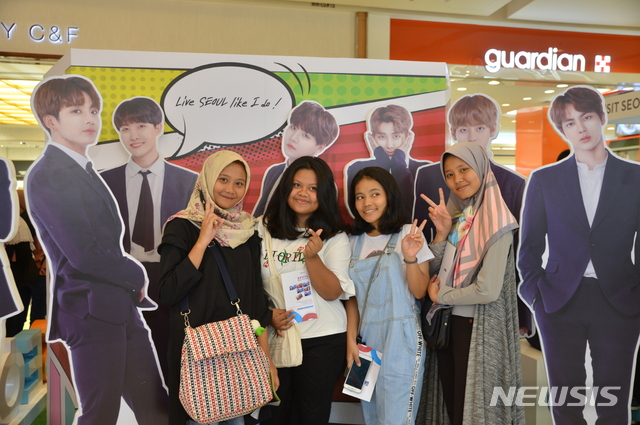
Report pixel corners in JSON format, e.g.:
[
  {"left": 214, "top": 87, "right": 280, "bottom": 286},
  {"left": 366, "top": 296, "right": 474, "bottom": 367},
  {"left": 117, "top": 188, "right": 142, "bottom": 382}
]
[
  {"left": 270, "top": 308, "right": 294, "bottom": 337},
  {"left": 346, "top": 338, "right": 361, "bottom": 369},
  {"left": 197, "top": 194, "right": 223, "bottom": 246},
  {"left": 401, "top": 219, "right": 427, "bottom": 261},
  {"left": 420, "top": 188, "right": 452, "bottom": 240},
  {"left": 303, "top": 228, "right": 324, "bottom": 260},
  {"left": 428, "top": 274, "right": 441, "bottom": 303},
  {"left": 270, "top": 363, "right": 280, "bottom": 391}
]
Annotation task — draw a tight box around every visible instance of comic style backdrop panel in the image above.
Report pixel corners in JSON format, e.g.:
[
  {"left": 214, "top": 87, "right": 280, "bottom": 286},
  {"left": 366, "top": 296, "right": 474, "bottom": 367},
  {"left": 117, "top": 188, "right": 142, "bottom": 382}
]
[
  {"left": 53, "top": 50, "right": 449, "bottom": 217},
  {"left": 37, "top": 50, "right": 448, "bottom": 425}
]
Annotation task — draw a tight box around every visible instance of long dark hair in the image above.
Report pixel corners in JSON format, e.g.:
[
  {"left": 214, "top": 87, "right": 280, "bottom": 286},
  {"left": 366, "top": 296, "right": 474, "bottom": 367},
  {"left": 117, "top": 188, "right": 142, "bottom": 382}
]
[
  {"left": 264, "top": 156, "right": 345, "bottom": 241},
  {"left": 349, "top": 167, "right": 407, "bottom": 236}
]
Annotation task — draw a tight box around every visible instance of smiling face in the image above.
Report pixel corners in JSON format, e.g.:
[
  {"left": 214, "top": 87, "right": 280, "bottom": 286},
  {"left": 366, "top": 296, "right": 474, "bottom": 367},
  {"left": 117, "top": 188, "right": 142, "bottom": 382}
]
[
  {"left": 282, "top": 124, "right": 324, "bottom": 161},
  {"left": 354, "top": 177, "right": 387, "bottom": 235},
  {"left": 287, "top": 168, "right": 319, "bottom": 228},
  {"left": 212, "top": 162, "right": 247, "bottom": 210},
  {"left": 452, "top": 123, "right": 496, "bottom": 150},
  {"left": 443, "top": 155, "right": 481, "bottom": 200},
  {"left": 118, "top": 121, "right": 162, "bottom": 168},
  {"left": 44, "top": 91, "right": 100, "bottom": 156},
  {"left": 560, "top": 104, "right": 605, "bottom": 156},
  {"left": 372, "top": 122, "right": 410, "bottom": 157}
]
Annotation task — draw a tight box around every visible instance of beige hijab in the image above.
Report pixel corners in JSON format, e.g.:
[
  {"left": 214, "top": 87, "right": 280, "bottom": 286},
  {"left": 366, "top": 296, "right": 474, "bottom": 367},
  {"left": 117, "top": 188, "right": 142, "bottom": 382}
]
[{"left": 169, "top": 150, "right": 255, "bottom": 248}]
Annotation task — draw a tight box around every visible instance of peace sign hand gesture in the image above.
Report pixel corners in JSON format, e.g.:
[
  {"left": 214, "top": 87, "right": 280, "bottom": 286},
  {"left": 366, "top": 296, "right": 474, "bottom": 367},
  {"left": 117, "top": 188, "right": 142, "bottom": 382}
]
[
  {"left": 420, "top": 188, "right": 452, "bottom": 243},
  {"left": 401, "top": 219, "right": 427, "bottom": 261},
  {"left": 197, "top": 193, "right": 224, "bottom": 246}
]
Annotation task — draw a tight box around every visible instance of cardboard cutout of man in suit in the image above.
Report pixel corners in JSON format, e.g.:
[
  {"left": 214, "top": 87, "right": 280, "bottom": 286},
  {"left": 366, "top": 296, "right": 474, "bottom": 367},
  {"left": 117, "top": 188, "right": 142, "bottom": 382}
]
[
  {"left": 518, "top": 85, "right": 640, "bottom": 424},
  {"left": 413, "top": 94, "right": 525, "bottom": 243},
  {"left": 25, "top": 76, "right": 168, "bottom": 425},
  {"left": 414, "top": 94, "right": 531, "bottom": 334},
  {"left": 0, "top": 157, "right": 21, "bottom": 327},
  {"left": 345, "top": 103, "right": 430, "bottom": 219},
  {"left": 253, "top": 100, "right": 339, "bottom": 217},
  {"left": 101, "top": 97, "right": 197, "bottom": 379}
]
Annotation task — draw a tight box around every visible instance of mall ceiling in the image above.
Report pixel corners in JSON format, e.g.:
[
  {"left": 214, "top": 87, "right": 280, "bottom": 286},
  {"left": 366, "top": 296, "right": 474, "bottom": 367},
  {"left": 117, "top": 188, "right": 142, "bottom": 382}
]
[{"left": 278, "top": 0, "right": 640, "bottom": 29}]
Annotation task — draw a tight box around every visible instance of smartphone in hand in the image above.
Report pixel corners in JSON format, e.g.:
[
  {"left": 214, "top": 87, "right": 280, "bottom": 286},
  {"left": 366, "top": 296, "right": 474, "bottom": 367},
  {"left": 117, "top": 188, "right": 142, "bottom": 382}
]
[{"left": 344, "top": 355, "right": 372, "bottom": 393}]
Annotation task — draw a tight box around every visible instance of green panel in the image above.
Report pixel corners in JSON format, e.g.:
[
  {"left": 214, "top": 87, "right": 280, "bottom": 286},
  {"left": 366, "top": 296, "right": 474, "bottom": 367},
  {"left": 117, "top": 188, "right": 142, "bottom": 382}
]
[
  {"left": 67, "top": 66, "right": 186, "bottom": 142},
  {"left": 275, "top": 72, "right": 447, "bottom": 107}
]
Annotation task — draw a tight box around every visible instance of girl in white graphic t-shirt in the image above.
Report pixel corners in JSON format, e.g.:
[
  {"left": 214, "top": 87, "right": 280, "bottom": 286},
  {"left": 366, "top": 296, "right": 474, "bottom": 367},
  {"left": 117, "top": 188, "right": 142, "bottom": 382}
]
[{"left": 258, "top": 156, "right": 355, "bottom": 425}]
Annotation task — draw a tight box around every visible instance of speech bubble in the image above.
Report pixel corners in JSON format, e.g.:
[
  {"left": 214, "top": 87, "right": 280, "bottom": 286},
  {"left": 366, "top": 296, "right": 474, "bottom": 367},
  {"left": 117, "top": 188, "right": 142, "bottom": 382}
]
[{"left": 161, "top": 63, "right": 295, "bottom": 157}]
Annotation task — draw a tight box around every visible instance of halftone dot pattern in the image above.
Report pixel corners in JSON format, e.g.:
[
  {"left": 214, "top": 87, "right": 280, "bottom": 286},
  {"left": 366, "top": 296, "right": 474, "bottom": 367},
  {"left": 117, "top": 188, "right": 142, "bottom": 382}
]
[
  {"left": 168, "top": 136, "right": 284, "bottom": 209},
  {"left": 274, "top": 72, "right": 446, "bottom": 106},
  {"left": 169, "top": 136, "right": 283, "bottom": 174},
  {"left": 68, "top": 66, "right": 187, "bottom": 142}
]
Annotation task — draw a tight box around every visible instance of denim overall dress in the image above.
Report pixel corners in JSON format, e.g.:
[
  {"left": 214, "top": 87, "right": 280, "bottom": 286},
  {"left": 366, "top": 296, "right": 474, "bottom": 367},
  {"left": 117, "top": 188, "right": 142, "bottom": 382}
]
[{"left": 348, "top": 233, "right": 424, "bottom": 425}]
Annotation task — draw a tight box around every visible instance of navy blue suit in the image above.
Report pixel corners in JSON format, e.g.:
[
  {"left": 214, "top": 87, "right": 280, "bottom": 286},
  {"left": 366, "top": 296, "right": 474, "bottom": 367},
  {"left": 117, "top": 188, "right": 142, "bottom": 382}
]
[
  {"left": 101, "top": 161, "right": 196, "bottom": 379},
  {"left": 253, "top": 162, "right": 286, "bottom": 217},
  {"left": 518, "top": 153, "right": 640, "bottom": 424},
  {"left": 26, "top": 145, "right": 168, "bottom": 425},
  {"left": 1, "top": 157, "right": 20, "bottom": 319}
]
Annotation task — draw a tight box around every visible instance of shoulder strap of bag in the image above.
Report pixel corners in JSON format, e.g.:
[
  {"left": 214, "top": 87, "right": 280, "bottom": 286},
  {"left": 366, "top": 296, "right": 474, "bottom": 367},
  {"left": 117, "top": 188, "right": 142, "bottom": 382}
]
[
  {"left": 180, "top": 242, "right": 242, "bottom": 324},
  {"left": 353, "top": 233, "right": 395, "bottom": 341},
  {"left": 262, "top": 222, "right": 280, "bottom": 278}
]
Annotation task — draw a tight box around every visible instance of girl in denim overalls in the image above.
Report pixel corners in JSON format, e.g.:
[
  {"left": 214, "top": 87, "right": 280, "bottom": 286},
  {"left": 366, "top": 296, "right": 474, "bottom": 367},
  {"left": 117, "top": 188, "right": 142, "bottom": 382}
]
[{"left": 345, "top": 167, "right": 435, "bottom": 425}]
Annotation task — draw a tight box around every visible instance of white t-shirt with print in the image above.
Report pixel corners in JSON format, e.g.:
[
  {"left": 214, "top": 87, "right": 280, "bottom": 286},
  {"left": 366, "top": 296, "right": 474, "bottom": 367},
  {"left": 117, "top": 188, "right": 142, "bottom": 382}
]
[
  {"left": 349, "top": 224, "right": 434, "bottom": 283},
  {"left": 258, "top": 221, "right": 355, "bottom": 339}
]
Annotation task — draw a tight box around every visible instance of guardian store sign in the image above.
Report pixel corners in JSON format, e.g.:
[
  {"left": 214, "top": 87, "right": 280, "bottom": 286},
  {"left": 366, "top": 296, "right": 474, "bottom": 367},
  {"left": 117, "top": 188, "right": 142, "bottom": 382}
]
[{"left": 485, "top": 47, "right": 611, "bottom": 74}]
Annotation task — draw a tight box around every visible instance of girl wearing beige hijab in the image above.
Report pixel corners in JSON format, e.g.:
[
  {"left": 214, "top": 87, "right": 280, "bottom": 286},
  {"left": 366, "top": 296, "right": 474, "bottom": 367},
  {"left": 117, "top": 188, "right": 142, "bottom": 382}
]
[
  {"left": 418, "top": 142, "right": 523, "bottom": 425},
  {"left": 159, "top": 150, "right": 277, "bottom": 425}
]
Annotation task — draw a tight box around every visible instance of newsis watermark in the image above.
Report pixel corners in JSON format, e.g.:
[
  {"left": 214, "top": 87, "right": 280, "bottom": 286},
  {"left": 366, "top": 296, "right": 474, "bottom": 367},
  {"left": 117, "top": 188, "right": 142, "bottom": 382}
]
[{"left": 490, "top": 386, "right": 621, "bottom": 407}]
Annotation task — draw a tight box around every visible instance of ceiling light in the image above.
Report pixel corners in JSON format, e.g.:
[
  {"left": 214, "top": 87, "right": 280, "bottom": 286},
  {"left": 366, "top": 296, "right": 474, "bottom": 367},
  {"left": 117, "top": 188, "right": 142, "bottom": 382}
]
[
  {"left": 0, "top": 79, "right": 40, "bottom": 126},
  {"left": 502, "top": 103, "right": 510, "bottom": 107},
  {"left": 506, "top": 110, "right": 518, "bottom": 116},
  {"left": 544, "top": 90, "right": 555, "bottom": 94},
  {"left": 557, "top": 84, "right": 568, "bottom": 88},
  {"left": 488, "top": 81, "right": 500, "bottom": 85},
  {"left": 607, "top": 126, "right": 615, "bottom": 130},
  {"left": 523, "top": 97, "right": 532, "bottom": 101},
  {"left": 457, "top": 87, "right": 467, "bottom": 91}
]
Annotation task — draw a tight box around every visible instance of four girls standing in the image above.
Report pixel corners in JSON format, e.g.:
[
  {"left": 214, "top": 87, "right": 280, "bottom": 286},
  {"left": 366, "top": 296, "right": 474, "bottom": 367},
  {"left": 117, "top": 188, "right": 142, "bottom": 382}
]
[{"left": 160, "top": 143, "right": 523, "bottom": 425}]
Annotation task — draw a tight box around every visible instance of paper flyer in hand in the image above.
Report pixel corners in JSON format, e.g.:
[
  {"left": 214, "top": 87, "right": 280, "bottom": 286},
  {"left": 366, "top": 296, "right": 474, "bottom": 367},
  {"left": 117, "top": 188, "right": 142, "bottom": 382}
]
[
  {"left": 342, "top": 344, "right": 383, "bottom": 402},
  {"left": 280, "top": 269, "right": 318, "bottom": 322}
]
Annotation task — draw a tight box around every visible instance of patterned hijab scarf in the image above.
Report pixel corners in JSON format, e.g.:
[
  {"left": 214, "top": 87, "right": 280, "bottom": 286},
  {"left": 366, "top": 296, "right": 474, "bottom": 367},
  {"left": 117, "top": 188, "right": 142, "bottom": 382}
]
[
  {"left": 169, "top": 150, "right": 255, "bottom": 248},
  {"left": 440, "top": 142, "right": 518, "bottom": 289}
]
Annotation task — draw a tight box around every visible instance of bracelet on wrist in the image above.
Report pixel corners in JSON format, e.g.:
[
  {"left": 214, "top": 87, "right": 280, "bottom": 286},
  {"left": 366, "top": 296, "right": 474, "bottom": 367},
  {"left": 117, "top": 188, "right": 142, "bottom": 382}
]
[{"left": 404, "top": 258, "right": 418, "bottom": 264}]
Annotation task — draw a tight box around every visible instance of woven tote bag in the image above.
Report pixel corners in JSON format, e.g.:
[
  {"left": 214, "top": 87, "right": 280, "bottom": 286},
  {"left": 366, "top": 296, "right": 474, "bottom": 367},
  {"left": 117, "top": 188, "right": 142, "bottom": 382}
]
[{"left": 179, "top": 313, "right": 272, "bottom": 423}]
